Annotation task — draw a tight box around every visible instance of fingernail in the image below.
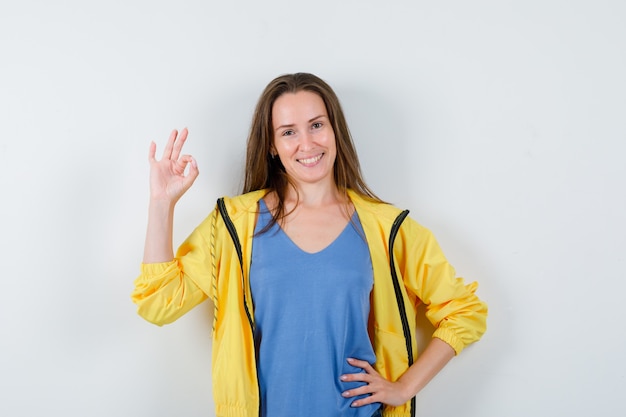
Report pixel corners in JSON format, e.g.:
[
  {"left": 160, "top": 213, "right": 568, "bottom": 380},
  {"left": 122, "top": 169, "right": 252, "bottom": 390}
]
[
  {"left": 347, "top": 357, "right": 354, "bottom": 362},
  {"left": 342, "top": 391, "right": 349, "bottom": 397},
  {"left": 340, "top": 375, "right": 347, "bottom": 381}
]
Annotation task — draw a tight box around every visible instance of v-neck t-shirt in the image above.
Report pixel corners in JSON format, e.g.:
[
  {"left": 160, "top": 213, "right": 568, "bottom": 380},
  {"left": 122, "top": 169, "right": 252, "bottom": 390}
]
[{"left": 250, "top": 199, "right": 379, "bottom": 417}]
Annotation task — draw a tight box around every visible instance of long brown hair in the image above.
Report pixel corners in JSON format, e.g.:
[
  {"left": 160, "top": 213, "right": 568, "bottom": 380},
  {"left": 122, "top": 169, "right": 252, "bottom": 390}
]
[{"left": 243, "top": 72, "right": 381, "bottom": 228}]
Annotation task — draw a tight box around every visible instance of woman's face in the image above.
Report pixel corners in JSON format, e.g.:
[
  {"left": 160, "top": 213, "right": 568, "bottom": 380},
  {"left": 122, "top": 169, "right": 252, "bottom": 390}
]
[{"left": 271, "top": 90, "right": 337, "bottom": 189}]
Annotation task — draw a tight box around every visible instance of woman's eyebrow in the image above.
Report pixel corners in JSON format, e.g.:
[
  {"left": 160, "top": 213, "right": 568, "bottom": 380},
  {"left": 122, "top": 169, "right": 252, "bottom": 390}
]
[{"left": 274, "top": 115, "right": 326, "bottom": 132}]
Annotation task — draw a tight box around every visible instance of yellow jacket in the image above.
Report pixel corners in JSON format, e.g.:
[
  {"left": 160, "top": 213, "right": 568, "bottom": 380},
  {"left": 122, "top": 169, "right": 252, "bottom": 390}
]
[{"left": 132, "top": 190, "right": 487, "bottom": 417}]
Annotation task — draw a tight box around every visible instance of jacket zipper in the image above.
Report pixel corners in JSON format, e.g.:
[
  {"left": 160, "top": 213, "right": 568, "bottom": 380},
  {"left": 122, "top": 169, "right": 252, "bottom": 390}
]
[
  {"left": 388, "top": 209, "right": 415, "bottom": 417},
  {"left": 217, "top": 198, "right": 260, "bottom": 417},
  {"left": 217, "top": 198, "right": 255, "bottom": 332}
]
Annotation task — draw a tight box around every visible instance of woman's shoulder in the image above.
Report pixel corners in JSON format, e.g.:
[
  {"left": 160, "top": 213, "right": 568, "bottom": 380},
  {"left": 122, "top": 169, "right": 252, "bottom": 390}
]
[
  {"left": 218, "top": 189, "right": 267, "bottom": 218},
  {"left": 348, "top": 189, "right": 431, "bottom": 235},
  {"left": 348, "top": 189, "right": 404, "bottom": 221}
]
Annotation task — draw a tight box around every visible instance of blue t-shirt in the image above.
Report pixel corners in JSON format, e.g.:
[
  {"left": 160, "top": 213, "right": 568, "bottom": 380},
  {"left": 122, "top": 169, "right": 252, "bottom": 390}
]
[{"left": 250, "top": 199, "right": 380, "bottom": 417}]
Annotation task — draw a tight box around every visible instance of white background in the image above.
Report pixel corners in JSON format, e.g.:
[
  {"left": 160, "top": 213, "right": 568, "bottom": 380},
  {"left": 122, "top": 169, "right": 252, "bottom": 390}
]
[{"left": 1, "top": 1, "right": 625, "bottom": 416}]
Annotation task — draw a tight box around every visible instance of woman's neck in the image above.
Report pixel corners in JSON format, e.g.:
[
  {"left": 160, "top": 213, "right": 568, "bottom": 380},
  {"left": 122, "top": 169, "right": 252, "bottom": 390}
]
[{"left": 284, "top": 180, "right": 346, "bottom": 209}]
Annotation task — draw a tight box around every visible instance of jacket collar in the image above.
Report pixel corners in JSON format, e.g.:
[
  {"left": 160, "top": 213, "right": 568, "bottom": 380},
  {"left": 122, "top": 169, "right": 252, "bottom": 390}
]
[{"left": 222, "top": 188, "right": 401, "bottom": 224}]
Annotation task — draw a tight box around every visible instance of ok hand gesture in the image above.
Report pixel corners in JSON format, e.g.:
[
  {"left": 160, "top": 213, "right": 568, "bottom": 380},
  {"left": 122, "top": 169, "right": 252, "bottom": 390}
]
[{"left": 148, "top": 128, "right": 199, "bottom": 205}]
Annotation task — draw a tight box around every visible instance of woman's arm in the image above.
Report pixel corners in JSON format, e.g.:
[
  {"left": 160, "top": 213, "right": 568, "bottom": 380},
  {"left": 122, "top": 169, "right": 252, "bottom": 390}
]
[
  {"left": 340, "top": 337, "right": 455, "bottom": 407},
  {"left": 142, "top": 128, "right": 198, "bottom": 263},
  {"left": 132, "top": 128, "right": 205, "bottom": 326}
]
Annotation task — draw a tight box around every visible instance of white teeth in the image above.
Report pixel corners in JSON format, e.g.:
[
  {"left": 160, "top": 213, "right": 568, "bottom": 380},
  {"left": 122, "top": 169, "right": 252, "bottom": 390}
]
[{"left": 298, "top": 154, "right": 323, "bottom": 164}]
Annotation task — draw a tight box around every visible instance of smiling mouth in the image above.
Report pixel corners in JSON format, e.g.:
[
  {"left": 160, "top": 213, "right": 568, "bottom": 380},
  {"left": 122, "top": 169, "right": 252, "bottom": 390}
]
[{"left": 297, "top": 153, "right": 324, "bottom": 165}]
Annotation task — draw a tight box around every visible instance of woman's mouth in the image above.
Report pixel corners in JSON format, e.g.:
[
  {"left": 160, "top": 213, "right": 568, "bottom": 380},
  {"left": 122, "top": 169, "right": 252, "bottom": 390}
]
[{"left": 297, "top": 153, "right": 324, "bottom": 166}]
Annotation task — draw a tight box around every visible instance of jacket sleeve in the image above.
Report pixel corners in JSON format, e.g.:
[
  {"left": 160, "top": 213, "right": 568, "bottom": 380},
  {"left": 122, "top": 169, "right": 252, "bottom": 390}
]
[
  {"left": 130, "top": 210, "right": 217, "bottom": 326},
  {"left": 397, "top": 218, "right": 488, "bottom": 354}
]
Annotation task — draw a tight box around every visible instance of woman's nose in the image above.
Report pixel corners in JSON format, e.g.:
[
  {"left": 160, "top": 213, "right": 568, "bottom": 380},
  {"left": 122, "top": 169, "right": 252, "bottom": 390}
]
[{"left": 298, "top": 131, "right": 314, "bottom": 150}]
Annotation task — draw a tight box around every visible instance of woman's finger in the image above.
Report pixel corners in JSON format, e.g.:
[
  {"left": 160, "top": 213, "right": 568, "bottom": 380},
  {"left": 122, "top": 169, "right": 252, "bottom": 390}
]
[
  {"left": 148, "top": 141, "right": 157, "bottom": 162},
  {"left": 347, "top": 357, "right": 376, "bottom": 373},
  {"left": 161, "top": 129, "right": 179, "bottom": 160},
  {"left": 182, "top": 156, "right": 199, "bottom": 190},
  {"left": 174, "top": 154, "right": 195, "bottom": 172},
  {"left": 341, "top": 383, "right": 374, "bottom": 398},
  {"left": 170, "top": 127, "right": 188, "bottom": 161}
]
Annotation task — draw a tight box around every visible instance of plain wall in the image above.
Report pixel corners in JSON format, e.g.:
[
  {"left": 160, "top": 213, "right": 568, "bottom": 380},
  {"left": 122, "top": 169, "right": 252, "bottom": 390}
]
[{"left": 1, "top": 0, "right": 625, "bottom": 415}]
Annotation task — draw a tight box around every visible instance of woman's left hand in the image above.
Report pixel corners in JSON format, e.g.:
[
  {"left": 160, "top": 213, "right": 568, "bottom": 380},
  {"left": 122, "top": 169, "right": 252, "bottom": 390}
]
[{"left": 340, "top": 358, "right": 413, "bottom": 407}]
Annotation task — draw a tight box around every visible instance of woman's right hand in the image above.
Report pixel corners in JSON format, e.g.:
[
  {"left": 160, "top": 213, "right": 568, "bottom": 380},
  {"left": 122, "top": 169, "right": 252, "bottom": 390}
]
[{"left": 148, "top": 128, "right": 199, "bottom": 205}]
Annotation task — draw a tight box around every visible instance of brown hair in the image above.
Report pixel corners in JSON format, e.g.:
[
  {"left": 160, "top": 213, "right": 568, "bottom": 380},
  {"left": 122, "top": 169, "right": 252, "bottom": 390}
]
[{"left": 243, "top": 72, "right": 381, "bottom": 229}]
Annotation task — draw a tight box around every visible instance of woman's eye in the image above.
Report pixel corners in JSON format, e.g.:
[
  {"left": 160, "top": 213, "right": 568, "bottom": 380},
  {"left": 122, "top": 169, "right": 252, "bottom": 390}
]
[
  {"left": 312, "top": 122, "right": 322, "bottom": 129},
  {"left": 282, "top": 130, "right": 295, "bottom": 136}
]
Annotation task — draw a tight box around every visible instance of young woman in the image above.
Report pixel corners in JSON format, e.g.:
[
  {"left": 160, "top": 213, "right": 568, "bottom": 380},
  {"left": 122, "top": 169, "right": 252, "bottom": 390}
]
[{"left": 132, "top": 73, "right": 487, "bottom": 417}]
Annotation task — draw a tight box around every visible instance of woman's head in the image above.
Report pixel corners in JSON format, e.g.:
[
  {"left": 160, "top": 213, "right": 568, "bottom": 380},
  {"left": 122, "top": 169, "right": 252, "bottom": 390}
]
[
  {"left": 243, "top": 72, "right": 377, "bottom": 202},
  {"left": 270, "top": 90, "right": 337, "bottom": 190}
]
